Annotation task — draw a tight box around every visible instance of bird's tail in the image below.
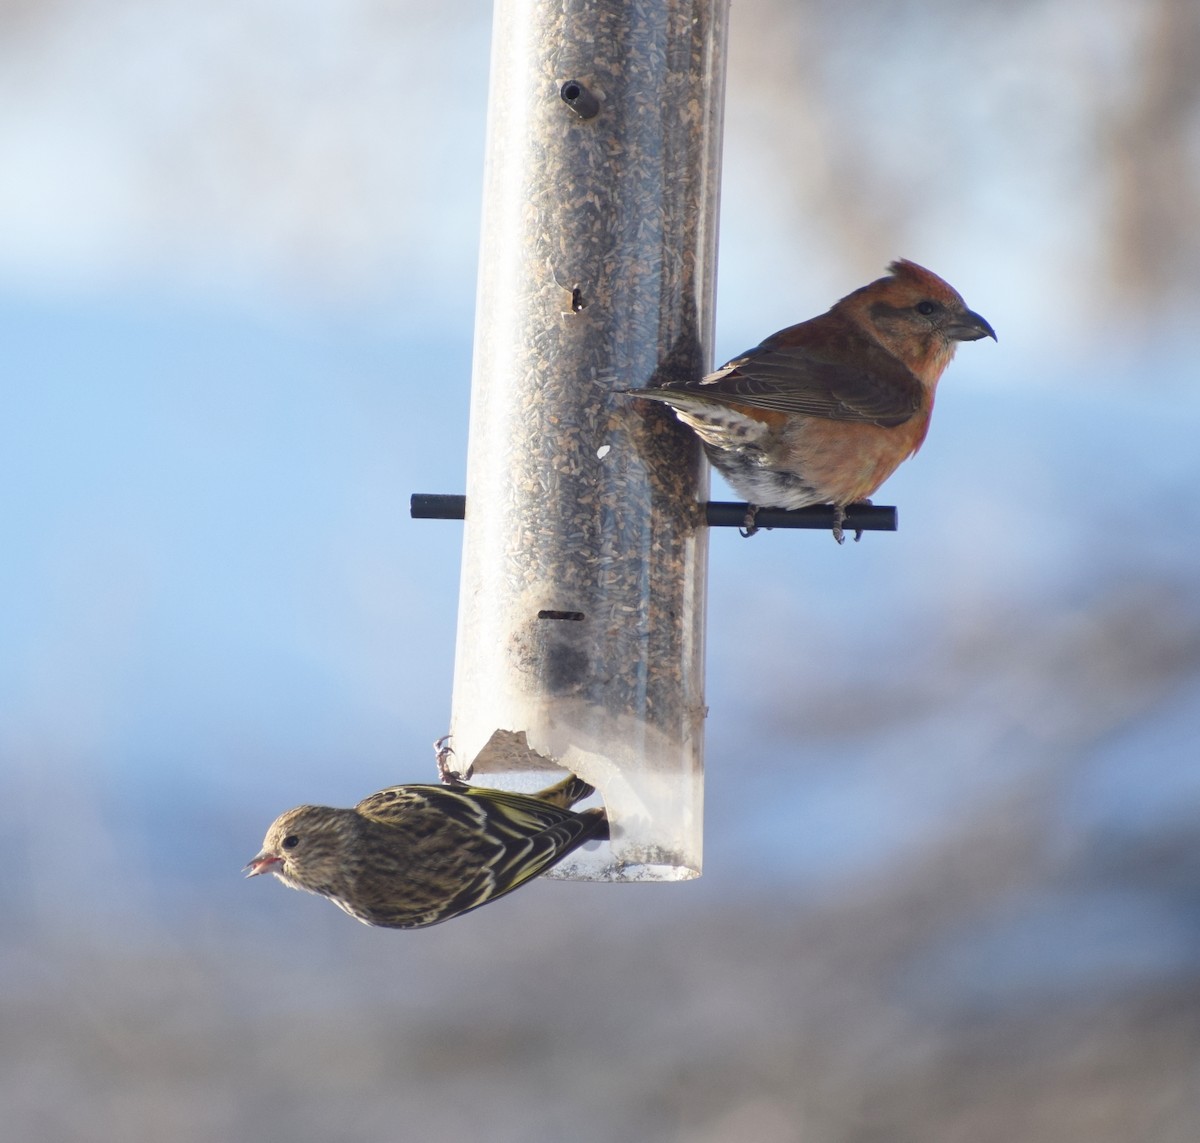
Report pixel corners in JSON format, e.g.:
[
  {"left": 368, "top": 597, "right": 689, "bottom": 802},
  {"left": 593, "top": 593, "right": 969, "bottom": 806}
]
[{"left": 577, "top": 806, "right": 610, "bottom": 842}]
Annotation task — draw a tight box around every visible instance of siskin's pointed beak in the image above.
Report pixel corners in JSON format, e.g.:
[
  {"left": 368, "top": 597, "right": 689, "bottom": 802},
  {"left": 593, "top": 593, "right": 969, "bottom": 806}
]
[
  {"left": 244, "top": 851, "right": 282, "bottom": 878},
  {"left": 948, "top": 309, "right": 997, "bottom": 342}
]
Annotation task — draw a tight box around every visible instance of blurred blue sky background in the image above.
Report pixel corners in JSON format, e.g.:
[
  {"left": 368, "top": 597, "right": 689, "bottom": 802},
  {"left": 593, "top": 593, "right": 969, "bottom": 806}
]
[{"left": 3, "top": 2, "right": 1200, "bottom": 1140}]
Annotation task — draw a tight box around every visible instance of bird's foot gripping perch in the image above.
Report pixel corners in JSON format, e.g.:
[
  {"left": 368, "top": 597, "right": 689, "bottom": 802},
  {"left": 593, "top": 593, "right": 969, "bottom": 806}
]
[
  {"left": 739, "top": 504, "right": 760, "bottom": 538},
  {"left": 832, "top": 501, "right": 871, "bottom": 545},
  {"left": 434, "top": 734, "right": 469, "bottom": 786}
]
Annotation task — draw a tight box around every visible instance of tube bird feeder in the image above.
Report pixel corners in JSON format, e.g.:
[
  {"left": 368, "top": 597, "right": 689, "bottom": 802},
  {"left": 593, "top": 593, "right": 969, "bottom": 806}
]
[{"left": 448, "top": 0, "right": 730, "bottom": 881}]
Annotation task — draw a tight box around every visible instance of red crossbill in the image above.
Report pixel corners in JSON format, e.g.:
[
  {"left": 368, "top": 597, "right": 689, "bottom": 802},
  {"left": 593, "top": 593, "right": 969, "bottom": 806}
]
[
  {"left": 638, "top": 259, "right": 995, "bottom": 541},
  {"left": 245, "top": 774, "right": 606, "bottom": 929}
]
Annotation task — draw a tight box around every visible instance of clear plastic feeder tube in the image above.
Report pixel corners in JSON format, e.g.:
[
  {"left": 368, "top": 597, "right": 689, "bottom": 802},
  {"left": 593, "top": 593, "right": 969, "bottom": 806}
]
[{"left": 450, "top": 0, "right": 729, "bottom": 881}]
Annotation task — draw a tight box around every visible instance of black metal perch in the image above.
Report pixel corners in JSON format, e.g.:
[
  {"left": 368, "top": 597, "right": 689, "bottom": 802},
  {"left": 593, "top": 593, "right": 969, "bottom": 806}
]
[{"left": 411, "top": 493, "right": 897, "bottom": 533}]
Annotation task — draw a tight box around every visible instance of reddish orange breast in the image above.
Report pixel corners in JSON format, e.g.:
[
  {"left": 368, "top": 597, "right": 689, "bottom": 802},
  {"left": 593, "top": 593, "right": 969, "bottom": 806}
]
[{"left": 779, "top": 413, "right": 932, "bottom": 504}]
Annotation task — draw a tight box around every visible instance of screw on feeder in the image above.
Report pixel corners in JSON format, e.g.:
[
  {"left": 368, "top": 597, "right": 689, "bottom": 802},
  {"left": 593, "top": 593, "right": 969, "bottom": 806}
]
[
  {"left": 560, "top": 79, "right": 600, "bottom": 119},
  {"left": 551, "top": 271, "right": 588, "bottom": 315}
]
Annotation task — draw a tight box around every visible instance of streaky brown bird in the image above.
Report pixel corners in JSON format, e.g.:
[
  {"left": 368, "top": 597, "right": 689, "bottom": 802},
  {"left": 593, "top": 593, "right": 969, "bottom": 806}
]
[{"left": 245, "top": 774, "right": 606, "bottom": 929}]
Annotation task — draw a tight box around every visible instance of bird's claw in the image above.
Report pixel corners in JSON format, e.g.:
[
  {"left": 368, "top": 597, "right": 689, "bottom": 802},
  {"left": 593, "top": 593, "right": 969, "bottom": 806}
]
[
  {"left": 832, "top": 502, "right": 868, "bottom": 544},
  {"left": 739, "top": 504, "right": 760, "bottom": 538},
  {"left": 434, "top": 735, "right": 470, "bottom": 786},
  {"left": 831, "top": 504, "right": 847, "bottom": 545},
  {"left": 850, "top": 499, "right": 872, "bottom": 542}
]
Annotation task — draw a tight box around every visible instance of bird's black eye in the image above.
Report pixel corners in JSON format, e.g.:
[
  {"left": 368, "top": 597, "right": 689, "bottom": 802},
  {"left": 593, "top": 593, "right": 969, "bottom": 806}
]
[
  {"left": 282, "top": 835, "right": 300, "bottom": 849},
  {"left": 916, "top": 300, "right": 938, "bottom": 315}
]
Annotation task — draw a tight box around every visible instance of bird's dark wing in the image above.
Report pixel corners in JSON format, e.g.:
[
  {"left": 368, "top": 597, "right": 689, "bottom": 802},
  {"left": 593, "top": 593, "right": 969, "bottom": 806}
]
[
  {"left": 357, "top": 784, "right": 606, "bottom": 926},
  {"left": 641, "top": 335, "right": 923, "bottom": 427},
  {"left": 356, "top": 783, "right": 597, "bottom": 833}
]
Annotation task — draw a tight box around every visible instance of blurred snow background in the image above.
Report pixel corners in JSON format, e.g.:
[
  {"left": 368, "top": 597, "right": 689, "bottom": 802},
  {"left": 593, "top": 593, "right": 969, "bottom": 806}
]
[{"left": 3, "top": 0, "right": 1200, "bottom": 1140}]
